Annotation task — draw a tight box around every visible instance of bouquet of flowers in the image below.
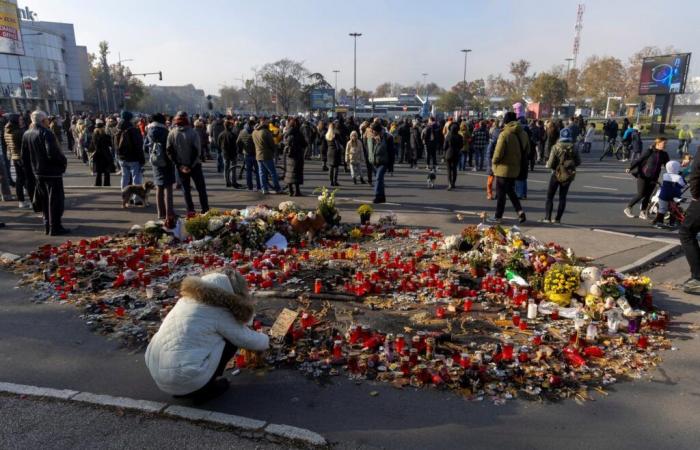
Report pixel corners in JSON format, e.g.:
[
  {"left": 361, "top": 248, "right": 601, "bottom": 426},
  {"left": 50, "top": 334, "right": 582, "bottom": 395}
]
[
  {"left": 543, "top": 264, "right": 580, "bottom": 306},
  {"left": 316, "top": 187, "right": 341, "bottom": 226},
  {"left": 461, "top": 225, "right": 481, "bottom": 247}
]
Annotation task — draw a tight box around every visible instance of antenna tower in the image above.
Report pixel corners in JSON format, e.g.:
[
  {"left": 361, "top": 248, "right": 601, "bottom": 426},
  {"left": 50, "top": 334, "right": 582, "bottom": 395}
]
[{"left": 572, "top": 3, "right": 585, "bottom": 69}]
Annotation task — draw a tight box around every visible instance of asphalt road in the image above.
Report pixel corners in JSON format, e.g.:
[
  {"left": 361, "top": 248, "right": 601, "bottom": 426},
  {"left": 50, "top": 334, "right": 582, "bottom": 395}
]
[{"left": 0, "top": 136, "right": 698, "bottom": 449}]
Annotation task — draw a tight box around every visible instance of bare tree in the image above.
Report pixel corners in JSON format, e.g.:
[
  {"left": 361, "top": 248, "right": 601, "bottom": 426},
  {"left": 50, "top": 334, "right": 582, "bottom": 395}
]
[{"left": 259, "top": 59, "right": 309, "bottom": 114}]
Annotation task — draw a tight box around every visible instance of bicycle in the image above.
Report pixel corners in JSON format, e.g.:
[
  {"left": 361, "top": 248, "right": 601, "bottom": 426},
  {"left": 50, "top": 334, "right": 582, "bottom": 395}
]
[{"left": 599, "top": 137, "right": 624, "bottom": 161}]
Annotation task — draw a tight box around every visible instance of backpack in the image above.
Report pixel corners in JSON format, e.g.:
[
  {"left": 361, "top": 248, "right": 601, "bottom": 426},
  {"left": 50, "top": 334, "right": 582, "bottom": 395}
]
[
  {"left": 149, "top": 140, "right": 167, "bottom": 168},
  {"left": 555, "top": 146, "right": 577, "bottom": 183}
]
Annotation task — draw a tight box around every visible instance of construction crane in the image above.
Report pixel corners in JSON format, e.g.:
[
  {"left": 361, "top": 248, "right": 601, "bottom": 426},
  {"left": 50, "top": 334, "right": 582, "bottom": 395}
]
[{"left": 572, "top": 3, "right": 585, "bottom": 70}]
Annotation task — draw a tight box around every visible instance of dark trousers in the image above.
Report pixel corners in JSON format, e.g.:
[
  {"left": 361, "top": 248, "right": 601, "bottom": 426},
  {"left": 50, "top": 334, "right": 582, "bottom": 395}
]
[
  {"left": 495, "top": 176, "right": 523, "bottom": 219},
  {"left": 13, "top": 160, "right": 33, "bottom": 202},
  {"left": 446, "top": 159, "right": 458, "bottom": 187},
  {"left": 36, "top": 177, "right": 65, "bottom": 232},
  {"left": 681, "top": 200, "right": 700, "bottom": 279},
  {"left": 329, "top": 166, "right": 339, "bottom": 185},
  {"left": 628, "top": 177, "right": 656, "bottom": 210},
  {"left": 426, "top": 147, "right": 437, "bottom": 168},
  {"left": 545, "top": 175, "right": 571, "bottom": 221},
  {"left": 156, "top": 184, "right": 174, "bottom": 220},
  {"left": 224, "top": 158, "right": 237, "bottom": 186},
  {"left": 95, "top": 171, "right": 110, "bottom": 187},
  {"left": 180, "top": 164, "right": 209, "bottom": 213},
  {"left": 182, "top": 341, "right": 237, "bottom": 398}
]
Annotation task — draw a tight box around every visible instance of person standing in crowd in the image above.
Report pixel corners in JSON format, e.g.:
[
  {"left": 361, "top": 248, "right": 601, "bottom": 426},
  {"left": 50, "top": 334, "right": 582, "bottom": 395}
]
[
  {"left": 63, "top": 114, "right": 73, "bottom": 150},
  {"left": 422, "top": 117, "right": 438, "bottom": 170},
  {"left": 237, "top": 118, "right": 261, "bottom": 192},
  {"left": 360, "top": 121, "right": 374, "bottom": 186},
  {"left": 5, "top": 114, "right": 32, "bottom": 209},
  {"left": 471, "top": 120, "right": 489, "bottom": 172},
  {"left": 0, "top": 113, "right": 14, "bottom": 190},
  {"left": 116, "top": 111, "right": 144, "bottom": 190},
  {"left": 531, "top": 120, "right": 545, "bottom": 163},
  {"left": 21, "top": 111, "right": 68, "bottom": 236},
  {"left": 218, "top": 119, "right": 240, "bottom": 189},
  {"left": 345, "top": 130, "right": 366, "bottom": 184},
  {"left": 325, "top": 121, "right": 344, "bottom": 187},
  {"left": 584, "top": 122, "right": 595, "bottom": 154},
  {"left": 624, "top": 137, "right": 670, "bottom": 219},
  {"left": 398, "top": 119, "right": 411, "bottom": 164},
  {"left": 194, "top": 119, "right": 209, "bottom": 163},
  {"left": 486, "top": 120, "right": 502, "bottom": 200},
  {"left": 282, "top": 117, "right": 307, "bottom": 197},
  {"left": 209, "top": 115, "right": 225, "bottom": 173},
  {"left": 88, "top": 119, "right": 114, "bottom": 187},
  {"left": 444, "top": 122, "right": 463, "bottom": 191},
  {"left": 544, "top": 119, "right": 559, "bottom": 163},
  {"left": 542, "top": 128, "right": 581, "bottom": 224},
  {"left": 679, "top": 150, "right": 700, "bottom": 294},
  {"left": 300, "top": 119, "right": 316, "bottom": 160},
  {"left": 491, "top": 112, "right": 527, "bottom": 224},
  {"left": 317, "top": 121, "right": 328, "bottom": 170},
  {"left": 105, "top": 116, "right": 120, "bottom": 174},
  {"left": 678, "top": 124, "right": 694, "bottom": 156},
  {"left": 368, "top": 121, "right": 391, "bottom": 204},
  {"left": 167, "top": 111, "right": 209, "bottom": 215},
  {"left": 144, "top": 113, "right": 175, "bottom": 221},
  {"left": 515, "top": 117, "right": 531, "bottom": 200},
  {"left": 252, "top": 118, "right": 282, "bottom": 195},
  {"left": 408, "top": 119, "right": 422, "bottom": 169},
  {"left": 458, "top": 121, "right": 471, "bottom": 171}
]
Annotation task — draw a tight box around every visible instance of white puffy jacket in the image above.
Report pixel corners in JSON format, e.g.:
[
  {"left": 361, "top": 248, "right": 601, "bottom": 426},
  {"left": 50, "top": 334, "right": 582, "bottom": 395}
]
[{"left": 145, "top": 274, "right": 269, "bottom": 395}]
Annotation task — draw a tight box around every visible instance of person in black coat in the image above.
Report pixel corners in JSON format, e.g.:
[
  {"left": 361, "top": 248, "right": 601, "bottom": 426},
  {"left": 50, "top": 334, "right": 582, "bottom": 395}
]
[
  {"left": 21, "top": 110, "right": 68, "bottom": 236},
  {"left": 88, "top": 120, "right": 114, "bottom": 187},
  {"left": 443, "top": 122, "right": 463, "bottom": 190},
  {"left": 218, "top": 120, "right": 240, "bottom": 188},
  {"left": 325, "top": 122, "right": 344, "bottom": 186},
  {"left": 624, "top": 138, "right": 670, "bottom": 219},
  {"left": 143, "top": 113, "right": 175, "bottom": 220},
  {"left": 408, "top": 119, "right": 423, "bottom": 169},
  {"left": 283, "top": 117, "right": 307, "bottom": 197}
]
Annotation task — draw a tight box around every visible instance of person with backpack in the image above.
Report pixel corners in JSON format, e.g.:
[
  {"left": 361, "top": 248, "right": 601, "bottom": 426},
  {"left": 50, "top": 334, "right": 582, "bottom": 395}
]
[
  {"left": 116, "top": 110, "right": 145, "bottom": 190},
  {"left": 144, "top": 114, "right": 175, "bottom": 220},
  {"left": 541, "top": 128, "right": 581, "bottom": 224},
  {"left": 236, "top": 118, "right": 261, "bottom": 192},
  {"left": 490, "top": 112, "right": 527, "bottom": 224},
  {"left": 624, "top": 137, "right": 670, "bottom": 220}
]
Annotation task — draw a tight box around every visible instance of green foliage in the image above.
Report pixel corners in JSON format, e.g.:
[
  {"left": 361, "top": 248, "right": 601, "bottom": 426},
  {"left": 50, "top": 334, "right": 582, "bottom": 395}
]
[{"left": 528, "top": 72, "right": 568, "bottom": 105}]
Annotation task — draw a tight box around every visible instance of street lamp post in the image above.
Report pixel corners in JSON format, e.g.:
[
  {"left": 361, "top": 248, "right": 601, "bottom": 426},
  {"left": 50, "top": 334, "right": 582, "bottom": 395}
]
[
  {"left": 460, "top": 49, "right": 471, "bottom": 116},
  {"left": 332, "top": 69, "right": 340, "bottom": 112},
  {"left": 349, "top": 32, "right": 362, "bottom": 118},
  {"left": 422, "top": 72, "right": 428, "bottom": 98}
]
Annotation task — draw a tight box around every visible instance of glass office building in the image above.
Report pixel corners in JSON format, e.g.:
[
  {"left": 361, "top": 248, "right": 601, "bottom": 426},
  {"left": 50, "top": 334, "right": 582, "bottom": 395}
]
[{"left": 0, "top": 19, "right": 87, "bottom": 115}]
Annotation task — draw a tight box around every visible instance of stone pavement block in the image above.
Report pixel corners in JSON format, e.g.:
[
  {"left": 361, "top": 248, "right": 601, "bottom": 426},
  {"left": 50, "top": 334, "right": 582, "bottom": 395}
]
[
  {"left": 206, "top": 411, "right": 266, "bottom": 431},
  {"left": 163, "top": 405, "right": 213, "bottom": 421},
  {"left": 264, "top": 423, "right": 327, "bottom": 447},
  {"left": 0, "top": 381, "right": 79, "bottom": 400},
  {"left": 72, "top": 392, "right": 167, "bottom": 413}
]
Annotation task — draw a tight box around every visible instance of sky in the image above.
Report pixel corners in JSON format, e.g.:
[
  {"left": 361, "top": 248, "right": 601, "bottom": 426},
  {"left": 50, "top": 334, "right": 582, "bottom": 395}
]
[{"left": 22, "top": 0, "right": 700, "bottom": 96}]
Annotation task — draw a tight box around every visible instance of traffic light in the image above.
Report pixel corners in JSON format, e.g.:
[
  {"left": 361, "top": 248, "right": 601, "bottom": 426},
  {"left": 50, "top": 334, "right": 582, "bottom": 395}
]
[{"left": 158, "top": 71, "right": 162, "bottom": 81}]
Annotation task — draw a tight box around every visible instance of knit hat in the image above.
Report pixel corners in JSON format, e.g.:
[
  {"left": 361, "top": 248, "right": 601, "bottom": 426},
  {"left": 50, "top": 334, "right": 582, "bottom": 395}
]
[
  {"left": 559, "top": 127, "right": 572, "bottom": 143},
  {"left": 120, "top": 110, "right": 133, "bottom": 122},
  {"left": 371, "top": 122, "right": 383, "bottom": 132},
  {"left": 666, "top": 160, "right": 680, "bottom": 175},
  {"left": 200, "top": 272, "right": 234, "bottom": 295}
]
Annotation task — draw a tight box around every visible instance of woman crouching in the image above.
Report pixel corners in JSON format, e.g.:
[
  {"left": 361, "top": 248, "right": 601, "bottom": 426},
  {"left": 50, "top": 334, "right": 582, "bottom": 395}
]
[{"left": 145, "top": 269, "right": 269, "bottom": 402}]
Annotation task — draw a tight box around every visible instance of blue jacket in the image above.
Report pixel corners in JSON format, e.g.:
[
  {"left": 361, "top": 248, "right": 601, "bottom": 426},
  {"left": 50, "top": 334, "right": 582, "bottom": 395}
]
[{"left": 659, "top": 173, "right": 685, "bottom": 201}]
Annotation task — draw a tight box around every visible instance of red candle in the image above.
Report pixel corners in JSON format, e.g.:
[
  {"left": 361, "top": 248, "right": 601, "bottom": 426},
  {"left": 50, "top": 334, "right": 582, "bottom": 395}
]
[
  {"left": 235, "top": 353, "right": 246, "bottom": 368},
  {"left": 436, "top": 306, "right": 446, "bottom": 319},
  {"left": 637, "top": 335, "right": 649, "bottom": 349},
  {"left": 551, "top": 308, "right": 559, "bottom": 320},
  {"left": 512, "top": 311, "right": 521, "bottom": 327},
  {"left": 333, "top": 340, "right": 343, "bottom": 358},
  {"left": 463, "top": 299, "right": 473, "bottom": 312},
  {"left": 313, "top": 279, "right": 322, "bottom": 294},
  {"left": 519, "top": 320, "right": 528, "bottom": 331},
  {"left": 460, "top": 353, "right": 470, "bottom": 368},
  {"left": 395, "top": 334, "right": 405, "bottom": 354},
  {"left": 502, "top": 343, "right": 514, "bottom": 360}
]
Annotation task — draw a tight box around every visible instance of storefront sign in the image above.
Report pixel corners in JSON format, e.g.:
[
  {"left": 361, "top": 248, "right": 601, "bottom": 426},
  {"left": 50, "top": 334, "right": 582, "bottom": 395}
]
[{"left": 0, "top": 0, "right": 24, "bottom": 55}]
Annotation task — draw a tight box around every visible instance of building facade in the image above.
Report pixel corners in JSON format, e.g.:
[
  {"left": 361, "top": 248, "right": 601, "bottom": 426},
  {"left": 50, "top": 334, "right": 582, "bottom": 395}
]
[{"left": 0, "top": 5, "right": 86, "bottom": 115}]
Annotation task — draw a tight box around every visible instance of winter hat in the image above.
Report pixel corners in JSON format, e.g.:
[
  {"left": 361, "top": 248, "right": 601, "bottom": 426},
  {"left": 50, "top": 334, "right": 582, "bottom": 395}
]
[
  {"left": 120, "top": 110, "right": 133, "bottom": 122},
  {"left": 559, "top": 127, "right": 573, "bottom": 143},
  {"left": 666, "top": 160, "right": 680, "bottom": 175},
  {"left": 95, "top": 119, "right": 105, "bottom": 127},
  {"left": 200, "top": 272, "right": 234, "bottom": 295}
]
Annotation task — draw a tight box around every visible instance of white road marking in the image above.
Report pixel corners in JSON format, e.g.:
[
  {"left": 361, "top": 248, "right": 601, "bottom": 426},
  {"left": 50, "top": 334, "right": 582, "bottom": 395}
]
[
  {"left": 583, "top": 185, "right": 618, "bottom": 191},
  {"left": 602, "top": 175, "right": 633, "bottom": 181},
  {"left": 528, "top": 179, "right": 547, "bottom": 184},
  {"left": 425, "top": 206, "right": 450, "bottom": 211}
]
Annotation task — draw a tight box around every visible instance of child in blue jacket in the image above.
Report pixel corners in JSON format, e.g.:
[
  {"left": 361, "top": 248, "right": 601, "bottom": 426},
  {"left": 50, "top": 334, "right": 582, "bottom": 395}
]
[{"left": 653, "top": 160, "right": 686, "bottom": 228}]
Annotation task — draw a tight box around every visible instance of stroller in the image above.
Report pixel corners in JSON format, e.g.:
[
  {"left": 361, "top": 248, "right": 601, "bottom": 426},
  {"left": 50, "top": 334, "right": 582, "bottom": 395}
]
[{"left": 648, "top": 184, "right": 689, "bottom": 229}]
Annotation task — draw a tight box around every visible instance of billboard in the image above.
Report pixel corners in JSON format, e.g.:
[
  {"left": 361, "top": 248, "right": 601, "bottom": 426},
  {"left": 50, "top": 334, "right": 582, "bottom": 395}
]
[
  {"left": 638, "top": 53, "right": 691, "bottom": 95},
  {"left": 310, "top": 88, "right": 335, "bottom": 110},
  {"left": 0, "top": 0, "right": 24, "bottom": 56}
]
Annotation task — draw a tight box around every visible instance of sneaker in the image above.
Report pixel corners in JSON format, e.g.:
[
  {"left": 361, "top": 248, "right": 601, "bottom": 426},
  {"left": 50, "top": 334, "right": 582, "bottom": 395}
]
[
  {"left": 261, "top": 190, "right": 270, "bottom": 195},
  {"left": 472, "top": 167, "right": 477, "bottom": 172},
  {"left": 486, "top": 217, "right": 502, "bottom": 224},
  {"left": 682, "top": 278, "right": 700, "bottom": 295},
  {"left": 623, "top": 207, "right": 634, "bottom": 218},
  {"left": 538, "top": 218, "right": 552, "bottom": 224},
  {"left": 553, "top": 220, "right": 561, "bottom": 225},
  {"left": 518, "top": 213, "right": 527, "bottom": 224},
  {"left": 50, "top": 226, "right": 71, "bottom": 236},
  {"left": 639, "top": 211, "right": 648, "bottom": 220}
]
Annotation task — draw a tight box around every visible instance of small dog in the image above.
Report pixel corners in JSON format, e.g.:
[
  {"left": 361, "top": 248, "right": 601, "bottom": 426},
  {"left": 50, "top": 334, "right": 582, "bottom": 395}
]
[
  {"left": 426, "top": 168, "right": 437, "bottom": 189},
  {"left": 122, "top": 181, "right": 155, "bottom": 208}
]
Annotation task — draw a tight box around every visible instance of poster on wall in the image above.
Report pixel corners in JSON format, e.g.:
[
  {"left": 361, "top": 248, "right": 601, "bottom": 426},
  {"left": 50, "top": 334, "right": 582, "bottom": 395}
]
[{"left": 0, "top": 0, "right": 24, "bottom": 56}]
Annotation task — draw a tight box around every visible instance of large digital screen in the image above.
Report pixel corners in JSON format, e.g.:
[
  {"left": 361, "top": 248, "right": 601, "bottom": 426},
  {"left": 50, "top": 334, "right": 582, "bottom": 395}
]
[
  {"left": 638, "top": 53, "right": 691, "bottom": 95},
  {"left": 310, "top": 88, "right": 335, "bottom": 110}
]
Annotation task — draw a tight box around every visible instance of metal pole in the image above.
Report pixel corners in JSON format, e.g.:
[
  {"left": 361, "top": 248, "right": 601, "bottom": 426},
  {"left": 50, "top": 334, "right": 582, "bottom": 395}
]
[
  {"left": 460, "top": 49, "right": 471, "bottom": 117},
  {"left": 17, "top": 55, "right": 26, "bottom": 111},
  {"left": 333, "top": 69, "right": 339, "bottom": 111}
]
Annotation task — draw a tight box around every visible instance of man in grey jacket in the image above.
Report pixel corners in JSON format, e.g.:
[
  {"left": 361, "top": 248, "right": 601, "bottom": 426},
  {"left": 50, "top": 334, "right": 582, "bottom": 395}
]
[{"left": 166, "top": 111, "right": 209, "bottom": 214}]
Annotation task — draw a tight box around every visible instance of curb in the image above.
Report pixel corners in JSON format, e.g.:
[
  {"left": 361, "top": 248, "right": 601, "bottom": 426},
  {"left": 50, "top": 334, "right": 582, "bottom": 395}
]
[
  {"left": 0, "top": 381, "right": 327, "bottom": 448},
  {"left": 616, "top": 242, "right": 681, "bottom": 274}
]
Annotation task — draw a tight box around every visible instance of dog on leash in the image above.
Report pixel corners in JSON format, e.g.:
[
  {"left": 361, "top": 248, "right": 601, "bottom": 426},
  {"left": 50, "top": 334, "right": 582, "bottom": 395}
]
[
  {"left": 426, "top": 168, "right": 437, "bottom": 189},
  {"left": 122, "top": 181, "right": 155, "bottom": 208}
]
